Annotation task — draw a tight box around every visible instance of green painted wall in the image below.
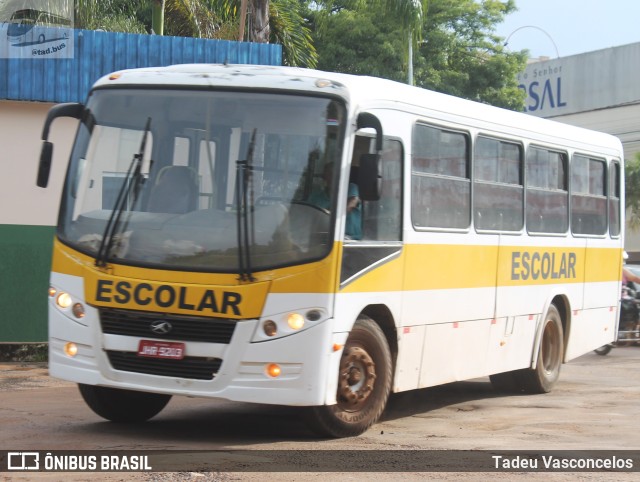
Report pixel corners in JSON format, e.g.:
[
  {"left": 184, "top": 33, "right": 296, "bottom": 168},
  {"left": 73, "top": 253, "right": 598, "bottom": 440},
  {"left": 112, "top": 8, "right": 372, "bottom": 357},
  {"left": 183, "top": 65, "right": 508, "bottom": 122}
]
[{"left": 0, "top": 224, "right": 55, "bottom": 342}]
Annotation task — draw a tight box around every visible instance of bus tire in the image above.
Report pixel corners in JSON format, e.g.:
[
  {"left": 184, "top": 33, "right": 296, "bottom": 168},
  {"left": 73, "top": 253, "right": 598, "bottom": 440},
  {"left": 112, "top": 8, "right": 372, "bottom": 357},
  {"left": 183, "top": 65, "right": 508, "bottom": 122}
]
[
  {"left": 304, "top": 316, "right": 392, "bottom": 438},
  {"left": 514, "top": 305, "right": 564, "bottom": 393},
  {"left": 594, "top": 344, "right": 613, "bottom": 356},
  {"left": 78, "top": 384, "right": 171, "bottom": 422}
]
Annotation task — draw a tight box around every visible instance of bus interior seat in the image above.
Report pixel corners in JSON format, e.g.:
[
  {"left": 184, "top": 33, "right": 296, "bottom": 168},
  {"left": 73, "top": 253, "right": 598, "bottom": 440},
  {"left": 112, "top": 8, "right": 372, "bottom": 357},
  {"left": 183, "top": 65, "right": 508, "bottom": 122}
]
[{"left": 148, "top": 165, "right": 199, "bottom": 214}]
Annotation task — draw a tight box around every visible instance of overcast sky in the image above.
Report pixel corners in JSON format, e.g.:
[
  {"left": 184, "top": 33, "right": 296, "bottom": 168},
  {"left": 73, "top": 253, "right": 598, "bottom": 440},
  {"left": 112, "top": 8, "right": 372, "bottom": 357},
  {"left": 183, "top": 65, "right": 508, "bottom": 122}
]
[{"left": 494, "top": 0, "right": 640, "bottom": 59}]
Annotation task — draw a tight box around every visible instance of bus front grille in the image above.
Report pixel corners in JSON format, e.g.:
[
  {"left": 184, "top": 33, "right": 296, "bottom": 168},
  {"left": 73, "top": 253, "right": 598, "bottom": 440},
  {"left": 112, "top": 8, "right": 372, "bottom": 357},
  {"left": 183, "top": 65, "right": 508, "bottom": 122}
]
[
  {"left": 99, "top": 308, "right": 237, "bottom": 344},
  {"left": 106, "top": 350, "right": 222, "bottom": 381}
]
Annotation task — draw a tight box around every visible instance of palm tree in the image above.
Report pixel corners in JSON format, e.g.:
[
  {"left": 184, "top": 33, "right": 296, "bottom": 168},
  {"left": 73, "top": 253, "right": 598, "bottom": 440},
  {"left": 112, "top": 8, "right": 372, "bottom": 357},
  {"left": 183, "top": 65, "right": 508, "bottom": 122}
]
[
  {"left": 159, "top": 0, "right": 317, "bottom": 67},
  {"left": 375, "top": 0, "right": 427, "bottom": 84},
  {"left": 151, "top": 0, "right": 165, "bottom": 35}
]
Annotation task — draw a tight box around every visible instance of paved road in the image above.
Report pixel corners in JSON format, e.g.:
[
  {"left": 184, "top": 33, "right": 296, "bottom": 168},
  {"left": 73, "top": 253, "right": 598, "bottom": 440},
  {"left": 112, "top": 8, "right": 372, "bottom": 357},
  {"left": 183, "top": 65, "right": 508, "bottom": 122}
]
[{"left": 1, "top": 346, "right": 639, "bottom": 480}]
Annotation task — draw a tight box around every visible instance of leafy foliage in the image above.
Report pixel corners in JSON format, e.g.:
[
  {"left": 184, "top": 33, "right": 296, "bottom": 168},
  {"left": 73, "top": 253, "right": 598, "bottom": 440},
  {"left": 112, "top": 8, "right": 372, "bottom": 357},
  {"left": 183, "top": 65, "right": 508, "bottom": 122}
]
[
  {"left": 306, "top": 0, "right": 526, "bottom": 110},
  {"left": 415, "top": 0, "right": 526, "bottom": 109},
  {"left": 74, "top": 0, "right": 148, "bottom": 33},
  {"left": 68, "top": 0, "right": 526, "bottom": 98},
  {"left": 269, "top": 0, "right": 317, "bottom": 67},
  {"left": 626, "top": 154, "right": 640, "bottom": 231}
]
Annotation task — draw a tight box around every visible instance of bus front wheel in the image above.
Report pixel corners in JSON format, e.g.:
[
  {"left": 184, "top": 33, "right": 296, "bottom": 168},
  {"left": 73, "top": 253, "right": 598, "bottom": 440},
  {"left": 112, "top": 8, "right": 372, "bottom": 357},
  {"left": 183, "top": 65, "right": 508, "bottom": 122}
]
[
  {"left": 78, "top": 384, "right": 171, "bottom": 422},
  {"left": 304, "top": 316, "right": 392, "bottom": 438}
]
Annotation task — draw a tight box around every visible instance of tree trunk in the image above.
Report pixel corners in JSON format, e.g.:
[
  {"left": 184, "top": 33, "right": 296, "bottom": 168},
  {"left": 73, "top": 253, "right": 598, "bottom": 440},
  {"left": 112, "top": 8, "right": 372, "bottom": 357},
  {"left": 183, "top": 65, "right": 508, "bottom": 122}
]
[
  {"left": 249, "top": 0, "right": 270, "bottom": 43},
  {"left": 152, "top": 0, "right": 166, "bottom": 35}
]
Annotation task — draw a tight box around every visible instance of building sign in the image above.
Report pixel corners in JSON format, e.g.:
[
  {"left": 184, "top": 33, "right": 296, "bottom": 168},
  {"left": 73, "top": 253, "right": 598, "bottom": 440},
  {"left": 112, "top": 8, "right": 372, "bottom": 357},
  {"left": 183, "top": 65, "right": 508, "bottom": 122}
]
[
  {"left": 518, "top": 62, "right": 566, "bottom": 114},
  {"left": 517, "top": 43, "right": 640, "bottom": 119}
]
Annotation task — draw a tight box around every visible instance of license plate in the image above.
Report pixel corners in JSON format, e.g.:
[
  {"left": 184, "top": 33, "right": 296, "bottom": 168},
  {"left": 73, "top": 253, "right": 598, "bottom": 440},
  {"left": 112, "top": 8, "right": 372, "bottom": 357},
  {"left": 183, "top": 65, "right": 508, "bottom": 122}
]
[{"left": 137, "top": 340, "right": 185, "bottom": 360}]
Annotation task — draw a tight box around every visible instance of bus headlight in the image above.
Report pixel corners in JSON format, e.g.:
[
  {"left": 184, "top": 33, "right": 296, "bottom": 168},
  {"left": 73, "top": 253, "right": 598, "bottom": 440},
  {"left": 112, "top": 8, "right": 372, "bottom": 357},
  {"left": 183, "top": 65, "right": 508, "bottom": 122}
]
[
  {"left": 253, "top": 309, "right": 328, "bottom": 342},
  {"left": 51, "top": 286, "right": 88, "bottom": 321},
  {"left": 287, "top": 313, "right": 305, "bottom": 330},
  {"left": 56, "top": 292, "right": 73, "bottom": 309}
]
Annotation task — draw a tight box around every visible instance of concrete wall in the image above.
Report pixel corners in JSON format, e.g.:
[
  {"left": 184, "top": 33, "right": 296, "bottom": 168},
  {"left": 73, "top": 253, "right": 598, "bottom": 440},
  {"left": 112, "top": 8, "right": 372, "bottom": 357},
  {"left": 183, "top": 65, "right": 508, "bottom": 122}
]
[{"left": 0, "top": 100, "right": 75, "bottom": 341}]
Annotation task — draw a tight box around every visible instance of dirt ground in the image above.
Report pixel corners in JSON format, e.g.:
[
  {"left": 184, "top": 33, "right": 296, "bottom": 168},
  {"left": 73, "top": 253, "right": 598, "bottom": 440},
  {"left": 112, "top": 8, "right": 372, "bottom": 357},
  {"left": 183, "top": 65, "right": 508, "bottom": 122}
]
[{"left": 1, "top": 346, "right": 639, "bottom": 481}]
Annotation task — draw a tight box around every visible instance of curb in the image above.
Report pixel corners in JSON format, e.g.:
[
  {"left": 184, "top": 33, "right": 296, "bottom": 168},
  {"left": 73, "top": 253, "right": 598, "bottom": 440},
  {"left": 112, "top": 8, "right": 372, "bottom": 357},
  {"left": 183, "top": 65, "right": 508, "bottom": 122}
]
[{"left": 0, "top": 343, "right": 48, "bottom": 363}]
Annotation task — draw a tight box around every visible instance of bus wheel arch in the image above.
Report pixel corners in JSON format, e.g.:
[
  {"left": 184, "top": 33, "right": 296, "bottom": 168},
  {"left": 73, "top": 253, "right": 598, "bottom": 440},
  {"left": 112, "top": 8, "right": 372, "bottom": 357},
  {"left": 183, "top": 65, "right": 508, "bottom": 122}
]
[
  {"left": 515, "top": 302, "right": 565, "bottom": 393},
  {"left": 361, "top": 304, "right": 398, "bottom": 369},
  {"left": 551, "top": 294, "right": 570, "bottom": 361},
  {"left": 304, "top": 310, "right": 394, "bottom": 437},
  {"left": 490, "top": 299, "right": 568, "bottom": 394}
]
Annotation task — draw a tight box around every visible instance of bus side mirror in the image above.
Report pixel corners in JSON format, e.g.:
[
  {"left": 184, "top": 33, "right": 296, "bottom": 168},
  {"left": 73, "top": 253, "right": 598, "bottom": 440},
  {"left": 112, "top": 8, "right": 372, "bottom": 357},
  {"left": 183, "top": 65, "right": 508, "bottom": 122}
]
[
  {"left": 37, "top": 102, "right": 84, "bottom": 188},
  {"left": 37, "top": 141, "right": 53, "bottom": 188},
  {"left": 358, "top": 153, "right": 382, "bottom": 201},
  {"left": 356, "top": 112, "right": 383, "bottom": 201}
]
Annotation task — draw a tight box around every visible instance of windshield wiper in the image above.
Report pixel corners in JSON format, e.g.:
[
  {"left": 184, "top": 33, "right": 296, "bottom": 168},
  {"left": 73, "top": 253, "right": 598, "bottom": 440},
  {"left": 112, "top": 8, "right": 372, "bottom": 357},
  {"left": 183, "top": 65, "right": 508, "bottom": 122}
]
[
  {"left": 95, "top": 117, "right": 152, "bottom": 267},
  {"left": 235, "top": 128, "right": 257, "bottom": 282}
]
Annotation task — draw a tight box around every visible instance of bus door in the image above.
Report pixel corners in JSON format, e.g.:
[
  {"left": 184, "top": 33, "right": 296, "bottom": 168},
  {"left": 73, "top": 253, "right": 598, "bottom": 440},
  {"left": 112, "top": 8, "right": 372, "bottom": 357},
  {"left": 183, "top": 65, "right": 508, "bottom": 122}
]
[
  {"left": 339, "top": 134, "right": 404, "bottom": 287},
  {"left": 475, "top": 136, "right": 528, "bottom": 374}
]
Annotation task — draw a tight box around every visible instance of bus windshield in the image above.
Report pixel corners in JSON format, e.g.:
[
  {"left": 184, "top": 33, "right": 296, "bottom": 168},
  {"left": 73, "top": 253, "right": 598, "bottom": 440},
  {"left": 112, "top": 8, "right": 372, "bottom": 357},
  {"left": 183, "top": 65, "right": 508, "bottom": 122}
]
[{"left": 59, "top": 88, "right": 345, "bottom": 273}]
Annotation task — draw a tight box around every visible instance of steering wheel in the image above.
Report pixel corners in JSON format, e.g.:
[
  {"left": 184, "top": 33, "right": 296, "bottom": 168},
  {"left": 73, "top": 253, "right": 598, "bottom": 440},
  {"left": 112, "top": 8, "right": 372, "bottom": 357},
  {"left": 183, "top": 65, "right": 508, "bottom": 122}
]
[{"left": 290, "top": 200, "right": 330, "bottom": 215}]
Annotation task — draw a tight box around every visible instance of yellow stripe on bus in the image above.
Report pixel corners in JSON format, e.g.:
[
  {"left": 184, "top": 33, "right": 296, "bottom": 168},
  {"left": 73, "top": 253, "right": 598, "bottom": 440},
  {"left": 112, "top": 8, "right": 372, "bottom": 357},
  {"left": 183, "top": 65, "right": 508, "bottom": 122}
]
[
  {"left": 341, "top": 244, "right": 622, "bottom": 293},
  {"left": 52, "top": 239, "right": 622, "bottom": 310}
]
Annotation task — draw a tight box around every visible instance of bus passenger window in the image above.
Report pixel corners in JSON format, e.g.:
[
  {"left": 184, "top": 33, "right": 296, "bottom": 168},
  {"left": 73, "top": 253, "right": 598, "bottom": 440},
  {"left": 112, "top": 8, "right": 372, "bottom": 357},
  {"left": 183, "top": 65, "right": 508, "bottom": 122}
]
[
  {"left": 411, "top": 124, "right": 470, "bottom": 230},
  {"left": 526, "top": 147, "right": 568, "bottom": 234},
  {"left": 571, "top": 155, "right": 607, "bottom": 235},
  {"left": 474, "top": 136, "right": 523, "bottom": 232},
  {"left": 609, "top": 161, "right": 621, "bottom": 237}
]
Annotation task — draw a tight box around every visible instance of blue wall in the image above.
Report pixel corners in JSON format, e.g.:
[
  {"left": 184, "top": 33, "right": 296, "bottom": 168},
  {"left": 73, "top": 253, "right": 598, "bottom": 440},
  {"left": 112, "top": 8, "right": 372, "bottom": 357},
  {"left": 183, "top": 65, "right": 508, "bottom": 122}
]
[{"left": 0, "top": 29, "right": 282, "bottom": 103}]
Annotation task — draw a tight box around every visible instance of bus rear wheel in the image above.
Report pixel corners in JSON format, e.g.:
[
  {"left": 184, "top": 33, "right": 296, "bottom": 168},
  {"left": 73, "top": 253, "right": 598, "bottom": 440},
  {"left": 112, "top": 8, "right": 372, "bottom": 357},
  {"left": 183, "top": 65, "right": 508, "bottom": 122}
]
[
  {"left": 78, "top": 384, "right": 171, "bottom": 422},
  {"left": 304, "top": 316, "right": 392, "bottom": 438},
  {"left": 514, "top": 305, "right": 564, "bottom": 393}
]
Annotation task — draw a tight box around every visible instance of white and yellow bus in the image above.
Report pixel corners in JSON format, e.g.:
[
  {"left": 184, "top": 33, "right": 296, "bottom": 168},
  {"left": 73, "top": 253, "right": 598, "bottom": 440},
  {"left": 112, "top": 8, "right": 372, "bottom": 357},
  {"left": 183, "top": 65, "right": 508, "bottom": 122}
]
[{"left": 37, "top": 64, "right": 624, "bottom": 437}]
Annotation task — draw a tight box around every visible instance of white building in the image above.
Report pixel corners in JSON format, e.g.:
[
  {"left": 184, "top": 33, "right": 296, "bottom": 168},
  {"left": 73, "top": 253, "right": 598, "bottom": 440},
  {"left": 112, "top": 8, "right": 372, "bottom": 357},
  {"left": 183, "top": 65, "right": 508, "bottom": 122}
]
[{"left": 518, "top": 42, "right": 640, "bottom": 259}]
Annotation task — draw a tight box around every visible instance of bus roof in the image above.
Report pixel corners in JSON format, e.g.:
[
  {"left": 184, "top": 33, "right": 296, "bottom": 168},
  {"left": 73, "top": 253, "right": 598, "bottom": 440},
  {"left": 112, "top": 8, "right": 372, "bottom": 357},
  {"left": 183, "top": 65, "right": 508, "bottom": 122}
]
[{"left": 93, "top": 64, "right": 623, "bottom": 156}]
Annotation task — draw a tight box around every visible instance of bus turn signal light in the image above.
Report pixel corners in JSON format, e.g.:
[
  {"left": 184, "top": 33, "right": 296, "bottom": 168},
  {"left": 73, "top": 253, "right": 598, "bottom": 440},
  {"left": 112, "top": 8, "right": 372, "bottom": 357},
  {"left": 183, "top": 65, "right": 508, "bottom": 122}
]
[
  {"left": 266, "top": 363, "right": 281, "bottom": 378},
  {"left": 263, "top": 320, "right": 277, "bottom": 337}
]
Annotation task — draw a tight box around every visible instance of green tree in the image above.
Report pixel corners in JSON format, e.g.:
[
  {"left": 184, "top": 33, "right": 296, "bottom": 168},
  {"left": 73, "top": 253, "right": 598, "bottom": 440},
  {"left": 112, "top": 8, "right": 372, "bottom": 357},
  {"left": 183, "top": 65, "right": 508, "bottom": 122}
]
[
  {"left": 306, "top": 0, "right": 526, "bottom": 110},
  {"left": 626, "top": 154, "right": 640, "bottom": 231},
  {"left": 74, "top": 0, "right": 316, "bottom": 67},
  {"left": 74, "top": 0, "right": 147, "bottom": 33},
  {"left": 415, "top": 0, "right": 526, "bottom": 109}
]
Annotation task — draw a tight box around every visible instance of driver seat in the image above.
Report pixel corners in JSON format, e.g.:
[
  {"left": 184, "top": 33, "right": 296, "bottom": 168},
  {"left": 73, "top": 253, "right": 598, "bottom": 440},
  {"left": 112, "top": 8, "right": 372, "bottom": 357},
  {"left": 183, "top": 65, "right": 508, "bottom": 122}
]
[{"left": 148, "top": 166, "right": 198, "bottom": 214}]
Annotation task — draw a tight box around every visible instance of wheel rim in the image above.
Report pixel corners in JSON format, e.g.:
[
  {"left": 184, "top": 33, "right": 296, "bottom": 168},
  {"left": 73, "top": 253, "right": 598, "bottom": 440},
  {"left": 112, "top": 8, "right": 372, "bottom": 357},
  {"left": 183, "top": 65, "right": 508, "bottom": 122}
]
[
  {"left": 336, "top": 346, "right": 376, "bottom": 412},
  {"left": 541, "top": 319, "right": 561, "bottom": 373}
]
